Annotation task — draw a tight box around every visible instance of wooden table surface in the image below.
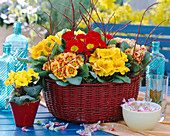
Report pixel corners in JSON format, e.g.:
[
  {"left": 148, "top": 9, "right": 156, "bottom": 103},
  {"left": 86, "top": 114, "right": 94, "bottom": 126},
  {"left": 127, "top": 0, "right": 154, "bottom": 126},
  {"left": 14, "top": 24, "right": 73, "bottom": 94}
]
[{"left": 0, "top": 105, "right": 115, "bottom": 136}]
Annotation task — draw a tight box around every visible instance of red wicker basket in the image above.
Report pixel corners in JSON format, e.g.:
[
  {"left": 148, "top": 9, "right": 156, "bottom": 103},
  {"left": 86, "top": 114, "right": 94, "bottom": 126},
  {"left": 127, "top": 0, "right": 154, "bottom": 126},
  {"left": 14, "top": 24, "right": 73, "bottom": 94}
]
[{"left": 43, "top": 76, "right": 140, "bottom": 123}]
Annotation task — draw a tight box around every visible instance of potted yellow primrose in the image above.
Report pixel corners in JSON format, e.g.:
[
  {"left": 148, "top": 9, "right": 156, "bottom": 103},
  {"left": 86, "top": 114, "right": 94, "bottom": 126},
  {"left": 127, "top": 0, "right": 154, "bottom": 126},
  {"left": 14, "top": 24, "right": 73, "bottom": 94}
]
[{"left": 4, "top": 69, "right": 42, "bottom": 127}]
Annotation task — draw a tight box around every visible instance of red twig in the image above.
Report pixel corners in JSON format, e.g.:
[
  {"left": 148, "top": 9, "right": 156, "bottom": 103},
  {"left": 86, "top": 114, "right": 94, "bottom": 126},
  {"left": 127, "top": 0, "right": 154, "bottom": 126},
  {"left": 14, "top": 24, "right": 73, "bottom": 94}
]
[
  {"left": 146, "top": 33, "right": 161, "bottom": 45},
  {"left": 79, "top": 7, "right": 92, "bottom": 31},
  {"left": 144, "top": 20, "right": 166, "bottom": 45},
  {"left": 130, "top": 55, "right": 158, "bottom": 77},
  {"left": 106, "top": 12, "right": 115, "bottom": 32},
  {"left": 135, "top": 2, "right": 159, "bottom": 45},
  {"left": 28, "top": 25, "right": 43, "bottom": 40},
  {"left": 69, "top": 0, "right": 75, "bottom": 31},
  {"left": 52, "top": 6, "right": 73, "bottom": 23},
  {"left": 79, "top": 2, "right": 104, "bottom": 33},
  {"left": 39, "top": 24, "right": 51, "bottom": 35},
  {"left": 57, "top": 3, "right": 79, "bottom": 13},
  {"left": 112, "top": 21, "right": 132, "bottom": 37},
  {"left": 52, "top": 10, "right": 66, "bottom": 35},
  {"left": 109, "top": 16, "right": 116, "bottom": 32},
  {"left": 130, "top": 2, "right": 160, "bottom": 71}
]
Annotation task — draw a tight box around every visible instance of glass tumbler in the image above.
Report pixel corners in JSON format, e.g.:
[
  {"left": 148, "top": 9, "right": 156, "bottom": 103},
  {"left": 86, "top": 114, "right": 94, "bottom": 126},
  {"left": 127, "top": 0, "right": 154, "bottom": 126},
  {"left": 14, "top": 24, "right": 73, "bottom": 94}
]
[{"left": 146, "top": 75, "right": 169, "bottom": 122}]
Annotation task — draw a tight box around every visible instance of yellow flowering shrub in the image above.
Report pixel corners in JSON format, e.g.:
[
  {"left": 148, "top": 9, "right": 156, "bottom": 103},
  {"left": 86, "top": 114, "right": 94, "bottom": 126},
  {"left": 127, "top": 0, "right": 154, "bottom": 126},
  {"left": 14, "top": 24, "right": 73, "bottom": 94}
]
[{"left": 79, "top": 0, "right": 169, "bottom": 27}]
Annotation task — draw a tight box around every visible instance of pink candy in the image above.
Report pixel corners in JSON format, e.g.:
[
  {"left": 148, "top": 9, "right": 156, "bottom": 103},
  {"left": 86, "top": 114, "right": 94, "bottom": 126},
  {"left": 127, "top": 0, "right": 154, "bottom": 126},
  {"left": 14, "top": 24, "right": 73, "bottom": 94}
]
[
  {"left": 59, "top": 125, "right": 66, "bottom": 130},
  {"left": 54, "top": 122, "right": 60, "bottom": 126},
  {"left": 121, "top": 98, "right": 159, "bottom": 112},
  {"left": 45, "top": 124, "right": 51, "bottom": 128},
  {"left": 21, "top": 127, "right": 29, "bottom": 132},
  {"left": 76, "top": 121, "right": 107, "bottom": 136},
  {"left": 109, "top": 124, "right": 115, "bottom": 131}
]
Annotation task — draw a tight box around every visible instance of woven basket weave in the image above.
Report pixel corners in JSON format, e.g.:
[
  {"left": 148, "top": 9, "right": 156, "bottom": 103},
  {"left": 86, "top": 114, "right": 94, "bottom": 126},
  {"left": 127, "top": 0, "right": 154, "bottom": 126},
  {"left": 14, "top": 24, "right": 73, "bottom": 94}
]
[{"left": 43, "top": 76, "right": 140, "bottom": 123}]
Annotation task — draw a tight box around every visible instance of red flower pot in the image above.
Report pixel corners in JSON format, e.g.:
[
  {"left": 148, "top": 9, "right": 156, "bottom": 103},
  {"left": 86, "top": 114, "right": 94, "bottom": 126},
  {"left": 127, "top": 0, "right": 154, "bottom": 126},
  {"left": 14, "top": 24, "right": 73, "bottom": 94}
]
[{"left": 10, "top": 100, "right": 40, "bottom": 127}]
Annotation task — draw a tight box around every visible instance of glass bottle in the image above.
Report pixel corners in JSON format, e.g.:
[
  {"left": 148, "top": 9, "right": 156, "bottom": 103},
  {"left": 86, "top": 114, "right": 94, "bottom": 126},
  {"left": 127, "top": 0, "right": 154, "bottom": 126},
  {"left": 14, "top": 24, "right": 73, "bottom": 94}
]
[
  {"left": 5, "top": 22, "right": 28, "bottom": 72},
  {"left": 146, "top": 41, "right": 165, "bottom": 76},
  {"left": 0, "top": 43, "right": 16, "bottom": 111},
  {"left": 145, "top": 41, "right": 165, "bottom": 106}
]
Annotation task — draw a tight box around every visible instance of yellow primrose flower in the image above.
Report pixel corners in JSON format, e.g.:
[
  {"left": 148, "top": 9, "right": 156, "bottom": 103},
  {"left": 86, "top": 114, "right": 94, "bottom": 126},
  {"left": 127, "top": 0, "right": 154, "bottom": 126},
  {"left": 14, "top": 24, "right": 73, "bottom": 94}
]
[
  {"left": 111, "top": 48, "right": 128, "bottom": 62},
  {"left": 29, "top": 51, "right": 42, "bottom": 60},
  {"left": 75, "top": 29, "right": 85, "bottom": 35},
  {"left": 75, "top": 55, "right": 84, "bottom": 66},
  {"left": 98, "top": 48, "right": 115, "bottom": 58},
  {"left": 14, "top": 71, "right": 22, "bottom": 80},
  {"left": 106, "top": 66, "right": 116, "bottom": 76},
  {"left": 29, "top": 39, "right": 54, "bottom": 59},
  {"left": 114, "top": 61, "right": 126, "bottom": 73},
  {"left": 89, "top": 49, "right": 100, "bottom": 63},
  {"left": 53, "top": 53, "right": 64, "bottom": 65},
  {"left": 53, "top": 68, "right": 63, "bottom": 80},
  {"left": 92, "top": 62, "right": 105, "bottom": 77},
  {"left": 69, "top": 60, "right": 79, "bottom": 69},
  {"left": 63, "top": 52, "right": 76, "bottom": 63},
  {"left": 15, "top": 77, "right": 28, "bottom": 88},
  {"left": 4, "top": 78, "right": 14, "bottom": 86},
  {"left": 43, "top": 61, "right": 50, "bottom": 71},
  {"left": 51, "top": 61, "right": 60, "bottom": 71},
  {"left": 96, "top": 59, "right": 113, "bottom": 75},
  {"left": 8, "top": 70, "right": 16, "bottom": 79},
  {"left": 46, "top": 35, "right": 61, "bottom": 46},
  {"left": 65, "top": 65, "right": 78, "bottom": 78},
  {"left": 119, "top": 67, "right": 130, "bottom": 75},
  {"left": 27, "top": 68, "right": 39, "bottom": 79}
]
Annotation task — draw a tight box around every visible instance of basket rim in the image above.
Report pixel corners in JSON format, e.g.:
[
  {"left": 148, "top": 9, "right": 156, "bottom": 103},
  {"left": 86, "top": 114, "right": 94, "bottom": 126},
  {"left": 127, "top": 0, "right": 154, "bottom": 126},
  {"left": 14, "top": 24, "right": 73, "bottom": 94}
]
[{"left": 45, "top": 75, "right": 140, "bottom": 87}]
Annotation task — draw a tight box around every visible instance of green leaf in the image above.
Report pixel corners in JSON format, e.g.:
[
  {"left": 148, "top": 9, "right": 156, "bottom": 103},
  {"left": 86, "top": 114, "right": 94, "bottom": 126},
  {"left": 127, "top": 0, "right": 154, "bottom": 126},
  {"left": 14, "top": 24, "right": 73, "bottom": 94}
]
[
  {"left": 17, "top": 57, "right": 42, "bottom": 65},
  {"left": 78, "top": 64, "right": 89, "bottom": 78},
  {"left": 89, "top": 71, "right": 97, "bottom": 79},
  {"left": 93, "top": 27, "right": 102, "bottom": 35},
  {"left": 50, "top": 42, "right": 59, "bottom": 60},
  {"left": 142, "top": 51, "right": 150, "bottom": 67},
  {"left": 108, "top": 39, "right": 117, "bottom": 45},
  {"left": 47, "top": 41, "right": 51, "bottom": 47},
  {"left": 132, "top": 61, "right": 141, "bottom": 73},
  {"left": 89, "top": 71, "right": 106, "bottom": 83},
  {"left": 58, "top": 43, "right": 65, "bottom": 53},
  {"left": 42, "top": 78, "right": 47, "bottom": 91},
  {"left": 101, "top": 35, "right": 105, "bottom": 41},
  {"left": 96, "top": 76, "right": 106, "bottom": 83},
  {"left": 39, "top": 71, "right": 50, "bottom": 77},
  {"left": 125, "top": 62, "right": 131, "bottom": 68},
  {"left": 110, "top": 78, "right": 124, "bottom": 83},
  {"left": 127, "top": 54, "right": 132, "bottom": 61},
  {"left": 56, "top": 81, "right": 69, "bottom": 86},
  {"left": 37, "top": 56, "right": 48, "bottom": 62},
  {"left": 49, "top": 73, "right": 59, "bottom": 81},
  {"left": 14, "top": 95, "right": 35, "bottom": 106},
  {"left": 5, "top": 93, "right": 16, "bottom": 109},
  {"left": 121, "top": 41, "right": 130, "bottom": 52},
  {"left": 114, "top": 74, "right": 131, "bottom": 83},
  {"left": 67, "top": 76, "right": 82, "bottom": 85},
  {"left": 30, "top": 65, "right": 42, "bottom": 73},
  {"left": 24, "top": 85, "right": 42, "bottom": 97}
]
